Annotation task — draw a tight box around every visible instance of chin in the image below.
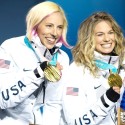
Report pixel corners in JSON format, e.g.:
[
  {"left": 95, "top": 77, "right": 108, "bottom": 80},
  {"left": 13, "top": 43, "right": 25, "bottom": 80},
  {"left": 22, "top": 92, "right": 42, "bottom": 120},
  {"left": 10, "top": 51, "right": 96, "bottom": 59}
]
[
  {"left": 102, "top": 49, "right": 113, "bottom": 54},
  {"left": 46, "top": 46, "right": 54, "bottom": 49},
  {"left": 102, "top": 51, "right": 113, "bottom": 55}
]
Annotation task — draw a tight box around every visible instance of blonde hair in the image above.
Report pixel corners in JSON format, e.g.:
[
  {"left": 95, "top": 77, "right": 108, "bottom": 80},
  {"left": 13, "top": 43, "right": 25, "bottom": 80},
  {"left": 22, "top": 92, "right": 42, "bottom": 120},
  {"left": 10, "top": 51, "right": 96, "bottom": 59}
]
[
  {"left": 26, "top": 1, "right": 69, "bottom": 47},
  {"left": 72, "top": 12, "right": 125, "bottom": 76}
]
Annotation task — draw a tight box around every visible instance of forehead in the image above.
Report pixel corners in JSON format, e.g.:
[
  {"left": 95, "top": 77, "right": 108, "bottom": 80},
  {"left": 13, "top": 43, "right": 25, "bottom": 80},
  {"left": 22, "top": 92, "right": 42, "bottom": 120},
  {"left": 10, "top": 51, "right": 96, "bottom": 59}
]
[
  {"left": 94, "top": 21, "right": 112, "bottom": 32},
  {"left": 42, "top": 12, "right": 64, "bottom": 25}
]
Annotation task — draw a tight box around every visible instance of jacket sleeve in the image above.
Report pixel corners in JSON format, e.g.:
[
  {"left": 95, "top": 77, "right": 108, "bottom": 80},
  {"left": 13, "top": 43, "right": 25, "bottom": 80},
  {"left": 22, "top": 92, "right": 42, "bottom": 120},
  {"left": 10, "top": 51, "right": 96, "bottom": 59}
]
[
  {"left": 63, "top": 86, "right": 119, "bottom": 125},
  {"left": 0, "top": 48, "right": 43, "bottom": 109}
]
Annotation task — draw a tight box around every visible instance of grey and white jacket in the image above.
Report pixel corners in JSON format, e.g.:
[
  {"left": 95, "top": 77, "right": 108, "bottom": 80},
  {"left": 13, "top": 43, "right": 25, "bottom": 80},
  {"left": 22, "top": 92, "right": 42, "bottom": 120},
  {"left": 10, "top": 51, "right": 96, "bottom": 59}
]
[
  {"left": 43, "top": 51, "right": 125, "bottom": 125},
  {"left": 0, "top": 35, "right": 69, "bottom": 125}
]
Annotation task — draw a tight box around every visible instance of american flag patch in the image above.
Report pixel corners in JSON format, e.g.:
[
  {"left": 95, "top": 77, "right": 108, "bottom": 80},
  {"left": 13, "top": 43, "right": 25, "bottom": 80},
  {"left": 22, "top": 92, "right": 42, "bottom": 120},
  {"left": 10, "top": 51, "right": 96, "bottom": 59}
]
[
  {"left": 66, "top": 87, "right": 79, "bottom": 96},
  {"left": 0, "top": 59, "right": 10, "bottom": 69}
]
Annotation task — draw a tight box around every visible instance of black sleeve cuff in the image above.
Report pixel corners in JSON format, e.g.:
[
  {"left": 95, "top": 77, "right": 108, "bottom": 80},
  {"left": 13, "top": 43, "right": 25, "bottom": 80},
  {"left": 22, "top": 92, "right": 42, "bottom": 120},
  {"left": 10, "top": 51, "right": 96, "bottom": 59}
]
[
  {"left": 40, "top": 61, "right": 48, "bottom": 71},
  {"left": 34, "top": 68, "right": 40, "bottom": 78},
  {"left": 34, "top": 61, "right": 48, "bottom": 78},
  {"left": 106, "top": 87, "right": 120, "bottom": 102}
]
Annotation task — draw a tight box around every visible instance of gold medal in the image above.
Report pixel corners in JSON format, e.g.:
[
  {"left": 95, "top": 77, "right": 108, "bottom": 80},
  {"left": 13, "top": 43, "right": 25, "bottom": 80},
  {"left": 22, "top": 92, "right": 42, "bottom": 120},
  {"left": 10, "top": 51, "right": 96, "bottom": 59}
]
[
  {"left": 44, "top": 64, "right": 62, "bottom": 82},
  {"left": 108, "top": 73, "right": 122, "bottom": 88}
]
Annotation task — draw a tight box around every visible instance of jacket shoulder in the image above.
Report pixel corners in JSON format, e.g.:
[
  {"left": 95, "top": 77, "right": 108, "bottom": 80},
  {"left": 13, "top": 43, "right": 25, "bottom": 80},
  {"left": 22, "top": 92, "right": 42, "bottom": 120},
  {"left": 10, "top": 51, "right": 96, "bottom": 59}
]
[{"left": 1, "top": 36, "right": 25, "bottom": 47}]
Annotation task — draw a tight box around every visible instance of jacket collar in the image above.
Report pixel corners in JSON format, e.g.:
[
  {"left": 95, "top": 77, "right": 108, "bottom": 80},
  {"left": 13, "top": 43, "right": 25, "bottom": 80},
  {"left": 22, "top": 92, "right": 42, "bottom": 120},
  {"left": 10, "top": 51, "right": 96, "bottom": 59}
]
[
  {"left": 31, "top": 36, "right": 62, "bottom": 61},
  {"left": 94, "top": 51, "right": 120, "bottom": 78},
  {"left": 94, "top": 51, "right": 119, "bottom": 68}
]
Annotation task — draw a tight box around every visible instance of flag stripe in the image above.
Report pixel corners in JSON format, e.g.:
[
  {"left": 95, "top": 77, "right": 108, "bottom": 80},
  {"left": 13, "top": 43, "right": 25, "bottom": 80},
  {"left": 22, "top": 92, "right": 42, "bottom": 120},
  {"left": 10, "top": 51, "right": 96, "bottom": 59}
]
[
  {"left": 0, "top": 59, "right": 10, "bottom": 69},
  {"left": 66, "top": 87, "right": 79, "bottom": 96}
]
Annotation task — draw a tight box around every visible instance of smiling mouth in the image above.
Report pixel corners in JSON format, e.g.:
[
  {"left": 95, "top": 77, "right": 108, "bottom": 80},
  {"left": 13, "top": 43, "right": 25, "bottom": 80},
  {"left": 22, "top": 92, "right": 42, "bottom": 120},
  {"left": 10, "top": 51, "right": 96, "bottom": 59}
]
[
  {"left": 101, "top": 43, "right": 112, "bottom": 48},
  {"left": 46, "top": 37, "right": 56, "bottom": 44}
]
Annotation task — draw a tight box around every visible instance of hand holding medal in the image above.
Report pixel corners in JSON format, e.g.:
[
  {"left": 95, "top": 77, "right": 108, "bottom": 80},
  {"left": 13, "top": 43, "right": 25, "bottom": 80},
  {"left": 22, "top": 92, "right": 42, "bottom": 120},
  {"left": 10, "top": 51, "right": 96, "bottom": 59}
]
[
  {"left": 108, "top": 71, "right": 123, "bottom": 125},
  {"left": 95, "top": 59, "right": 122, "bottom": 88},
  {"left": 95, "top": 59, "right": 123, "bottom": 125},
  {"left": 44, "top": 61, "right": 62, "bottom": 82},
  {"left": 42, "top": 52, "right": 62, "bottom": 82}
]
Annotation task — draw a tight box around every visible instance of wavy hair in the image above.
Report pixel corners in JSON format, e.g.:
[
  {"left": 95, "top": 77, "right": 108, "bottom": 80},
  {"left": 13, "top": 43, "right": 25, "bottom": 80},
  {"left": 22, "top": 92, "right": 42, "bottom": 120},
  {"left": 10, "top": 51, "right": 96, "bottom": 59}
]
[
  {"left": 72, "top": 12, "right": 125, "bottom": 76},
  {"left": 26, "top": 1, "right": 70, "bottom": 47}
]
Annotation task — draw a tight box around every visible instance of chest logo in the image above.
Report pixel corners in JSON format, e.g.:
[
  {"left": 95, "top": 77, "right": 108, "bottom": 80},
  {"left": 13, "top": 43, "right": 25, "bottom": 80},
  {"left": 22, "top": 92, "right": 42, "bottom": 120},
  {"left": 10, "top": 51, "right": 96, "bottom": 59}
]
[{"left": 94, "top": 85, "right": 101, "bottom": 89}]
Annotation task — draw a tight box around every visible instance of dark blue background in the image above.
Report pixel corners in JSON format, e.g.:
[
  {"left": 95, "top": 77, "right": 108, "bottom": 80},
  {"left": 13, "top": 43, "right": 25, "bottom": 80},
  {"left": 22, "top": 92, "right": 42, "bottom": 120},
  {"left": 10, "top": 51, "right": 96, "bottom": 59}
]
[{"left": 0, "top": 0, "right": 125, "bottom": 61}]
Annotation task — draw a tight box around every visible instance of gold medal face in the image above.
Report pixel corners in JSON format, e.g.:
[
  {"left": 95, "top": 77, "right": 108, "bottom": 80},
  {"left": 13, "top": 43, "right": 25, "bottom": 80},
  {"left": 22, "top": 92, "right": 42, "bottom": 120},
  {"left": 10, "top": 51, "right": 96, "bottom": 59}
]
[
  {"left": 108, "top": 73, "right": 122, "bottom": 88},
  {"left": 44, "top": 65, "right": 61, "bottom": 82}
]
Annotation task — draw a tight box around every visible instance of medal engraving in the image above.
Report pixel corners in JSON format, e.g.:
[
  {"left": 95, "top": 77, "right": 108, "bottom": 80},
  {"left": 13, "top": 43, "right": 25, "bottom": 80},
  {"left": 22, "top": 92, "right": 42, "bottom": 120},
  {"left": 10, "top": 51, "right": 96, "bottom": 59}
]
[
  {"left": 44, "top": 65, "right": 61, "bottom": 82},
  {"left": 108, "top": 73, "right": 122, "bottom": 88}
]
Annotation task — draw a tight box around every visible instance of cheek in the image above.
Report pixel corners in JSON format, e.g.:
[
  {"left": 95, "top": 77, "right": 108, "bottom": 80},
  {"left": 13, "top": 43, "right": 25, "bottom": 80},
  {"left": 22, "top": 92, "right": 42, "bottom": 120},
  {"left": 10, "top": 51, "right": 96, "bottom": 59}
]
[
  {"left": 37, "top": 29, "right": 44, "bottom": 36},
  {"left": 112, "top": 41, "right": 116, "bottom": 47},
  {"left": 95, "top": 37, "right": 103, "bottom": 44},
  {"left": 95, "top": 44, "right": 101, "bottom": 51},
  {"left": 37, "top": 30, "right": 47, "bottom": 41},
  {"left": 95, "top": 38, "right": 101, "bottom": 49},
  {"left": 37, "top": 25, "right": 46, "bottom": 36},
  {"left": 95, "top": 40, "right": 103, "bottom": 51},
  {"left": 56, "top": 32, "right": 62, "bottom": 39},
  {"left": 57, "top": 28, "right": 63, "bottom": 35}
]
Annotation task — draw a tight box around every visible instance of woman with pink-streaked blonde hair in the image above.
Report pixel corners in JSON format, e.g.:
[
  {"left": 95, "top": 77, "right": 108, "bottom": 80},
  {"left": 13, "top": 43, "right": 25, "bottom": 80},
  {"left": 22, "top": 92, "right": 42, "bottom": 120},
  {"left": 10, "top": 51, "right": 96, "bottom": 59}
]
[{"left": 0, "top": 1, "right": 71, "bottom": 125}]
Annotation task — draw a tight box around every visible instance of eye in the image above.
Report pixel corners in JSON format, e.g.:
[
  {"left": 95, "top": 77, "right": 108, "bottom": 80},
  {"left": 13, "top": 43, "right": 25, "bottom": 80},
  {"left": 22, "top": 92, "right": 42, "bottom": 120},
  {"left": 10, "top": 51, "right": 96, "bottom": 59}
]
[
  {"left": 46, "top": 24, "right": 53, "bottom": 28},
  {"left": 109, "top": 31, "right": 114, "bottom": 34},
  {"left": 58, "top": 25, "right": 63, "bottom": 30},
  {"left": 96, "top": 33, "right": 103, "bottom": 36}
]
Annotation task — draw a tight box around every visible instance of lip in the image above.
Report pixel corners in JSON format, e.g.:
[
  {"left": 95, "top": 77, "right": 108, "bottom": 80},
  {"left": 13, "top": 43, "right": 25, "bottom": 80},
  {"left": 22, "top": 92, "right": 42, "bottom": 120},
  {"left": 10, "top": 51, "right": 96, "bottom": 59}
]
[
  {"left": 47, "top": 37, "right": 55, "bottom": 41},
  {"left": 46, "top": 37, "right": 56, "bottom": 44}
]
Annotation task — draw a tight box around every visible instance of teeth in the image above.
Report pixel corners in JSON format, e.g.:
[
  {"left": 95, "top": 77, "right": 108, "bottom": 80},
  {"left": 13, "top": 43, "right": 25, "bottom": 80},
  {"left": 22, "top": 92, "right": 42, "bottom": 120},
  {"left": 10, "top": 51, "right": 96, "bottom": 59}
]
[
  {"left": 102, "top": 44, "right": 111, "bottom": 48},
  {"left": 47, "top": 38, "right": 55, "bottom": 42}
]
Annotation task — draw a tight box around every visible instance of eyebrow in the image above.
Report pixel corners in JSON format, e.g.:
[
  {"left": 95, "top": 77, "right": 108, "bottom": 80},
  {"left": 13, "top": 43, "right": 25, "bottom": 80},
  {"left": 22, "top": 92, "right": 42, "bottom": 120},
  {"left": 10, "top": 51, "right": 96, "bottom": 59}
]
[
  {"left": 95, "top": 32, "right": 103, "bottom": 34},
  {"left": 95, "top": 30, "right": 114, "bottom": 34}
]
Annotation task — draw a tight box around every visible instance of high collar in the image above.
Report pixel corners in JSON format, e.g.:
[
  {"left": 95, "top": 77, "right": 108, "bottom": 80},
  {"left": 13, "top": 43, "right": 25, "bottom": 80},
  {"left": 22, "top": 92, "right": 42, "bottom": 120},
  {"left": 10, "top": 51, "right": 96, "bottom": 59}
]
[
  {"left": 94, "top": 51, "right": 120, "bottom": 78},
  {"left": 94, "top": 51, "right": 119, "bottom": 68},
  {"left": 31, "top": 36, "right": 62, "bottom": 61},
  {"left": 32, "top": 35, "right": 62, "bottom": 53}
]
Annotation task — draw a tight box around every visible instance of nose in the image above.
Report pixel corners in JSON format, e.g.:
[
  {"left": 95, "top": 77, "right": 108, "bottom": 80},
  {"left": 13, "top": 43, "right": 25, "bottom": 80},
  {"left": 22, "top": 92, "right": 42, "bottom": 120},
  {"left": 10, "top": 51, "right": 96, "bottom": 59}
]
[
  {"left": 51, "top": 27, "right": 58, "bottom": 38},
  {"left": 104, "top": 34, "right": 110, "bottom": 42}
]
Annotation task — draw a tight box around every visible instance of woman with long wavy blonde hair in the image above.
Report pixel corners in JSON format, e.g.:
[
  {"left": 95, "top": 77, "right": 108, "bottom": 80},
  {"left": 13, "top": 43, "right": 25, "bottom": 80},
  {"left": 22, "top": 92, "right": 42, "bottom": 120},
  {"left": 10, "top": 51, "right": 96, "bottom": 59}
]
[
  {"left": 72, "top": 12, "right": 125, "bottom": 76},
  {"left": 61, "top": 12, "right": 125, "bottom": 125}
]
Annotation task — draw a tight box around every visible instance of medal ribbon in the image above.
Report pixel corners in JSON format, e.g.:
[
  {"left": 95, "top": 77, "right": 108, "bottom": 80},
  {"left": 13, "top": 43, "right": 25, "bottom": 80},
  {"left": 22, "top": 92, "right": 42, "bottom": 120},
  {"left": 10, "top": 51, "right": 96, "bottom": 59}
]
[
  {"left": 95, "top": 59, "right": 117, "bottom": 73},
  {"left": 49, "top": 53, "right": 58, "bottom": 66}
]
